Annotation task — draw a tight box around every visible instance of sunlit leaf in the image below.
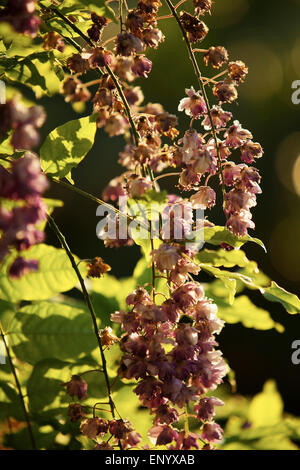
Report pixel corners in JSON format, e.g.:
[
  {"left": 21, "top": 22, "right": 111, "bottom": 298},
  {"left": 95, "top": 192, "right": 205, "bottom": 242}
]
[
  {"left": 261, "top": 282, "right": 300, "bottom": 314},
  {"left": 248, "top": 380, "right": 283, "bottom": 427},
  {"left": 40, "top": 115, "right": 97, "bottom": 180},
  {"left": 202, "top": 226, "right": 266, "bottom": 251},
  {"left": 217, "top": 296, "right": 284, "bottom": 332},
  {"left": 7, "top": 301, "right": 98, "bottom": 364},
  {"left": 0, "top": 244, "right": 87, "bottom": 302},
  {"left": 197, "top": 248, "right": 249, "bottom": 268}
]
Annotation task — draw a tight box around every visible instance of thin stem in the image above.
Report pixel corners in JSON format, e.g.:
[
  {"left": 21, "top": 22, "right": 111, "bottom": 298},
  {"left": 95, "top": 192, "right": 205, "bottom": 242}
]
[
  {"left": 150, "top": 235, "right": 156, "bottom": 300},
  {"left": 119, "top": 0, "right": 124, "bottom": 33},
  {"left": 102, "top": 35, "right": 117, "bottom": 47},
  {"left": 79, "top": 368, "right": 103, "bottom": 376},
  {"left": 184, "top": 405, "right": 189, "bottom": 436},
  {"left": 157, "top": 14, "right": 173, "bottom": 20},
  {"left": 174, "top": 0, "right": 186, "bottom": 9},
  {"left": 84, "top": 79, "right": 101, "bottom": 88},
  {"left": 48, "top": 5, "right": 94, "bottom": 48},
  {"left": 164, "top": 0, "right": 226, "bottom": 208},
  {"left": 202, "top": 70, "right": 228, "bottom": 86},
  {"left": 192, "top": 48, "right": 208, "bottom": 53},
  {"left": 105, "top": 63, "right": 140, "bottom": 146},
  {"left": 49, "top": 177, "right": 149, "bottom": 232},
  {"left": 47, "top": 215, "right": 122, "bottom": 450},
  {"left": 153, "top": 172, "right": 181, "bottom": 183},
  {"left": 62, "top": 35, "right": 82, "bottom": 53},
  {"left": 0, "top": 323, "right": 36, "bottom": 450}
]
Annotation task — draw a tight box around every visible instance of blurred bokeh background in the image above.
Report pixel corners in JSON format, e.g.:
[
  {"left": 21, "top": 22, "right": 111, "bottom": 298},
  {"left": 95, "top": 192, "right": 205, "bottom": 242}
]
[{"left": 39, "top": 0, "right": 300, "bottom": 414}]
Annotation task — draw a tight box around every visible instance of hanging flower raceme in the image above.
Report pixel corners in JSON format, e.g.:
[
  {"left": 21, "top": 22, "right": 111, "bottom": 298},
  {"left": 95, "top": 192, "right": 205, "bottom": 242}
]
[
  {"left": 111, "top": 276, "right": 227, "bottom": 449},
  {"left": 49, "top": 0, "right": 267, "bottom": 451},
  {"left": 0, "top": 98, "right": 46, "bottom": 150},
  {"left": 0, "top": 153, "right": 49, "bottom": 278}
]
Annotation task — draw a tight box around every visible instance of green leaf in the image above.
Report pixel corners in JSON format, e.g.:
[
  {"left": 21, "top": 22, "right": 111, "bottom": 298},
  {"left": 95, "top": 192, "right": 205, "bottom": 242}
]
[
  {"left": 4, "top": 423, "right": 57, "bottom": 450},
  {"left": 42, "top": 0, "right": 117, "bottom": 31},
  {"left": 248, "top": 380, "right": 283, "bottom": 427},
  {"left": 217, "top": 295, "right": 284, "bottom": 332},
  {"left": 7, "top": 301, "right": 98, "bottom": 364},
  {"left": 197, "top": 248, "right": 249, "bottom": 268},
  {"left": 27, "top": 356, "right": 100, "bottom": 414},
  {"left": 1, "top": 51, "right": 64, "bottom": 97},
  {"left": 0, "top": 299, "right": 16, "bottom": 331},
  {"left": 91, "top": 274, "right": 135, "bottom": 314},
  {"left": 0, "top": 244, "right": 87, "bottom": 302},
  {"left": 40, "top": 115, "right": 97, "bottom": 180},
  {"left": 201, "top": 260, "right": 300, "bottom": 315},
  {"left": 0, "top": 381, "right": 25, "bottom": 421},
  {"left": 78, "top": 0, "right": 117, "bottom": 22},
  {"left": 261, "top": 282, "right": 300, "bottom": 314},
  {"left": 202, "top": 226, "right": 266, "bottom": 251}
]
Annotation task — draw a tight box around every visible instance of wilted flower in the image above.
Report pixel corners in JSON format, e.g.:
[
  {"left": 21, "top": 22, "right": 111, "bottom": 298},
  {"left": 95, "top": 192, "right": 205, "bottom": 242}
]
[
  {"left": 202, "top": 106, "right": 232, "bottom": 130},
  {"left": 62, "top": 375, "right": 88, "bottom": 401},
  {"left": 204, "top": 47, "right": 228, "bottom": 68},
  {"left": 132, "top": 55, "right": 152, "bottom": 78},
  {"left": 0, "top": 0, "right": 41, "bottom": 37},
  {"left": 202, "top": 422, "right": 223, "bottom": 443},
  {"left": 88, "top": 47, "right": 112, "bottom": 68},
  {"left": 193, "top": 0, "right": 212, "bottom": 15},
  {"left": 67, "top": 54, "right": 90, "bottom": 74},
  {"left": 87, "top": 257, "right": 111, "bottom": 278},
  {"left": 240, "top": 141, "right": 263, "bottom": 163},
  {"left": 190, "top": 186, "right": 216, "bottom": 209},
  {"left": 68, "top": 403, "right": 86, "bottom": 422},
  {"left": 228, "top": 60, "right": 248, "bottom": 83},
  {"left": 213, "top": 79, "right": 238, "bottom": 103},
  {"left": 100, "top": 327, "right": 119, "bottom": 348},
  {"left": 180, "top": 11, "right": 209, "bottom": 43},
  {"left": 43, "top": 32, "right": 65, "bottom": 52},
  {"left": 62, "top": 77, "right": 91, "bottom": 103},
  {"left": 80, "top": 418, "right": 109, "bottom": 439},
  {"left": 142, "top": 27, "right": 165, "bottom": 48},
  {"left": 116, "top": 32, "right": 144, "bottom": 56},
  {"left": 152, "top": 244, "right": 181, "bottom": 271},
  {"left": 109, "top": 419, "right": 133, "bottom": 439},
  {"left": 149, "top": 425, "right": 179, "bottom": 445}
]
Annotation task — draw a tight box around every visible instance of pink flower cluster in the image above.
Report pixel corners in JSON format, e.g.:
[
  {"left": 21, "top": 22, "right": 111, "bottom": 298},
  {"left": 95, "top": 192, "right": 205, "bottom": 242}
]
[
  {"left": 0, "top": 98, "right": 46, "bottom": 150},
  {"left": 176, "top": 91, "right": 263, "bottom": 236},
  {"left": 111, "top": 271, "right": 227, "bottom": 448},
  {"left": 63, "top": 374, "right": 141, "bottom": 450},
  {"left": 0, "top": 153, "right": 48, "bottom": 278},
  {"left": 0, "top": 0, "right": 41, "bottom": 37}
]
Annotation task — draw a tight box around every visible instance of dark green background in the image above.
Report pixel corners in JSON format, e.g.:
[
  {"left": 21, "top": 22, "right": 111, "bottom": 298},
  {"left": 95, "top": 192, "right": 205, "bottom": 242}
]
[{"left": 40, "top": 1, "right": 300, "bottom": 414}]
